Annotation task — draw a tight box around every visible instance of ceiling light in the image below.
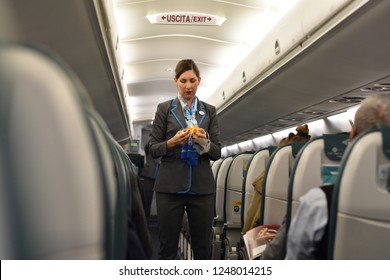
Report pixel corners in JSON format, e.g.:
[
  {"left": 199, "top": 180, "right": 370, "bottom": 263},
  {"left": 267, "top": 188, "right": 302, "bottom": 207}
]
[
  {"left": 297, "top": 110, "right": 327, "bottom": 115},
  {"left": 279, "top": 117, "right": 304, "bottom": 122}
]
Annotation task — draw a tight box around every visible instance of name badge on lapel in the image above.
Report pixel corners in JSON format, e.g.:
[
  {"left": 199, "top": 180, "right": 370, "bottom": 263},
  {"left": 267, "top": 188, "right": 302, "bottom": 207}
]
[{"left": 199, "top": 110, "right": 205, "bottom": 116}]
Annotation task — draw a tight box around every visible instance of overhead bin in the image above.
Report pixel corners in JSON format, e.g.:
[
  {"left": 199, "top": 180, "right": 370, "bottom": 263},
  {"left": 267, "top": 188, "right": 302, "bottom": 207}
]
[
  {"left": 207, "top": 0, "right": 353, "bottom": 110},
  {"left": 206, "top": 0, "right": 390, "bottom": 145}
]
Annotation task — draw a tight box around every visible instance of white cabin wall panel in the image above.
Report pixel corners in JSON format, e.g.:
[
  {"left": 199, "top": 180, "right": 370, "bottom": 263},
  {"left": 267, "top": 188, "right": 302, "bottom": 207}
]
[
  {"left": 209, "top": 2, "right": 306, "bottom": 111},
  {"left": 263, "top": 4, "right": 304, "bottom": 61},
  {"left": 0, "top": 0, "right": 20, "bottom": 40},
  {"left": 208, "top": 84, "right": 235, "bottom": 110},
  {"left": 300, "top": 0, "right": 352, "bottom": 36},
  {"left": 210, "top": 0, "right": 358, "bottom": 115},
  {"left": 103, "top": 0, "right": 118, "bottom": 50},
  {"left": 100, "top": 0, "right": 124, "bottom": 88}
]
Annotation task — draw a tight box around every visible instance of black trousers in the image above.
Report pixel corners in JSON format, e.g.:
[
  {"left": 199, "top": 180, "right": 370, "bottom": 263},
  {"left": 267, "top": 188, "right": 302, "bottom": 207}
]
[
  {"left": 156, "top": 192, "right": 215, "bottom": 260},
  {"left": 141, "top": 177, "right": 155, "bottom": 220}
]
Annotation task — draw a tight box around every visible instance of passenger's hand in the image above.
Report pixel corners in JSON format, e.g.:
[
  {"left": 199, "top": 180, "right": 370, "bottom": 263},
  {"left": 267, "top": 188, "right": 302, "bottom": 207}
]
[{"left": 167, "top": 129, "right": 190, "bottom": 149}]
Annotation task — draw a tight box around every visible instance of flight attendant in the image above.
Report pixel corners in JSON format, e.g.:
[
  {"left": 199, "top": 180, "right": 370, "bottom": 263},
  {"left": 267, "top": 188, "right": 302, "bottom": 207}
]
[{"left": 149, "top": 59, "right": 221, "bottom": 259}]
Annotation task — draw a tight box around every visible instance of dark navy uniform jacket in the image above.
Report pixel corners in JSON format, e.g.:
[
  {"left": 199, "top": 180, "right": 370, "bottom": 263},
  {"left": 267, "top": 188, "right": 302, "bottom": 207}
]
[{"left": 150, "top": 97, "right": 221, "bottom": 194}]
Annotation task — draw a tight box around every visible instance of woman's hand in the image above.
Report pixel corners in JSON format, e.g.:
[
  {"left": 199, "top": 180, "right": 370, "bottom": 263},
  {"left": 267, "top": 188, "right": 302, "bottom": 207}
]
[
  {"left": 192, "top": 127, "right": 207, "bottom": 141},
  {"left": 192, "top": 128, "right": 211, "bottom": 154},
  {"left": 166, "top": 129, "right": 190, "bottom": 149}
]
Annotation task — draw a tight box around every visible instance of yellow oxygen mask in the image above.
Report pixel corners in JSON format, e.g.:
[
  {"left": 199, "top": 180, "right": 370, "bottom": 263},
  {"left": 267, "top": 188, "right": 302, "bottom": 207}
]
[{"left": 186, "top": 126, "right": 198, "bottom": 135}]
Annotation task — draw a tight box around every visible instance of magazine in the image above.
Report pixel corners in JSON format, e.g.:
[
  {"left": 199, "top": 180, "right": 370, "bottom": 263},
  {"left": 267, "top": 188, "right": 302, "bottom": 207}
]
[{"left": 242, "top": 224, "right": 280, "bottom": 259}]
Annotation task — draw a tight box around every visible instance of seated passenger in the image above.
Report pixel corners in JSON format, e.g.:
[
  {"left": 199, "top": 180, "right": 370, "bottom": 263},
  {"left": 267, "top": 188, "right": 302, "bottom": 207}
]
[
  {"left": 242, "top": 124, "right": 311, "bottom": 234},
  {"left": 285, "top": 94, "right": 390, "bottom": 260},
  {"left": 260, "top": 216, "right": 288, "bottom": 260}
]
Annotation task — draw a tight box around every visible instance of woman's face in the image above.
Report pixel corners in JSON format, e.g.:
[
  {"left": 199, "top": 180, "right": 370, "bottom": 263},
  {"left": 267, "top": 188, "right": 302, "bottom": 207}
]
[{"left": 175, "top": 69, "right": 201, "bottom": 102}]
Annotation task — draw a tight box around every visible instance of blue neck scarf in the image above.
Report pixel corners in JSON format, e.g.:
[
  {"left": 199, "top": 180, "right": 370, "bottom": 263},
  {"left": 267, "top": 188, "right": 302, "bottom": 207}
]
[{"left": 180, "top": 97, "right": 199, "bottom": 166}]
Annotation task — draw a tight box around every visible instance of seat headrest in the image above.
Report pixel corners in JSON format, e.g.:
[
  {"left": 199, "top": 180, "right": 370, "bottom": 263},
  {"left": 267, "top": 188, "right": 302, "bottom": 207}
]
[{"left": 323, "top": 133, "right": 349, "bottom": 161}]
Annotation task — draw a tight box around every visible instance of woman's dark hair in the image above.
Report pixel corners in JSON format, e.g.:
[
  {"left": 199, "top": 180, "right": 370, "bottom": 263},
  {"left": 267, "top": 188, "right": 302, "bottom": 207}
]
[{"left": 175, "top": 59, "right": 200, "bottom": 79}]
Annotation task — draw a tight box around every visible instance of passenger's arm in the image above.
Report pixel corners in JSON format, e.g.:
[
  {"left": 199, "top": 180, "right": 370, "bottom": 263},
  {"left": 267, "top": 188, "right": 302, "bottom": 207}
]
[{"left": 260, "top": 215, "right": 287, "bottom": 260}]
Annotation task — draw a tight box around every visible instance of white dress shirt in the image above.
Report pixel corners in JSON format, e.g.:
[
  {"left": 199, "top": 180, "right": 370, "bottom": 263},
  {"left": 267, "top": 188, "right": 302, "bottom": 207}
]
[{"left": 285, "top": 187, "right": 328, "bottom": 260}]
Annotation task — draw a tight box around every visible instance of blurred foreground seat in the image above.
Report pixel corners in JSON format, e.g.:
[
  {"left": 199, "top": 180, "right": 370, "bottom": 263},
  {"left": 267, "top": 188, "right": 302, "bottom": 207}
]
[{"left": 0, "top": 43, "right": 117, "bottom": 259}]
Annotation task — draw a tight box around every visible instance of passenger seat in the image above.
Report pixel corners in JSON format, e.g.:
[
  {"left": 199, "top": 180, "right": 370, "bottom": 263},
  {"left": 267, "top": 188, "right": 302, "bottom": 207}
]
[
  {"left": 328, "top": 126, "right": 390, "bottom": 259},
  {"left": 0, "top": 43, "right": 115, "bottom": 259},
  {"left": 260, "top": 143, "right": 305, "bottom": 226},
  {"left": 286, "top": 133, "right": 349, "bottom": 231}
]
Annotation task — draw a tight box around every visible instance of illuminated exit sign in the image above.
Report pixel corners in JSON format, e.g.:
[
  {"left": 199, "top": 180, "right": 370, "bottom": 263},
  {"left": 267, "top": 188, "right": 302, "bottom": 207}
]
[{"left": 146, "top": 12, "right": 226, "bottom": 26}]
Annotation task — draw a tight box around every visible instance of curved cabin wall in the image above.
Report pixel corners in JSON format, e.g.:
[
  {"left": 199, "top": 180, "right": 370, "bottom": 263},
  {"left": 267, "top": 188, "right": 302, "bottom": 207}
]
[{"left": 221, "top": 108, "right": 357, "bottom": 157}]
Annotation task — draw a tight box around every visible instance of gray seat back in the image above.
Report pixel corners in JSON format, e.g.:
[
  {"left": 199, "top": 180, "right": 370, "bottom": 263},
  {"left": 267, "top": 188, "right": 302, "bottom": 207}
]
[
  {"left": 0, "top": 44, "right": 114, "bottom": 259},
  {"left": 329, "top": 127, "right": 390, "bottom": 259},
  {"left": 286, "top": 134, "right": 349, "bottom": 230},
  {"left": 214, "top": 156, "right": 233, "bottom": 223},
  {"left": 260, "top": 143, "right": 304, "bottom": 225},
  {"left": 241, "top": 148, "right": 271, "bottom": 226},
  {"left": 212, "top": 159, "right": 223, "bottom": 180},
  {"left": 224, "top": 152, "right": 253, "bottom": 228}
]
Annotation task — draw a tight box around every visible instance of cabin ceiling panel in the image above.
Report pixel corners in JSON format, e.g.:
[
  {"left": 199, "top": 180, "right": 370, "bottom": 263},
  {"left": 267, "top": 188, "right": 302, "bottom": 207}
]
[
  {"left": 124, "top": 61, "right": 177, "bottom": 83},
  {"left": 119, "top": 37, "right": 235, "bottom": 66},
  {"left": 112, "top": 0, "right": 299, "bottom": 124},
  {"left": 124, "top": 61, "right": 221, "bottom": 85},
  {"left": 128, "top": 80, "right": 176, "bottom": 97},
  {"left": 114, "top": 0, "right": 274, "bottom": 43}
]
